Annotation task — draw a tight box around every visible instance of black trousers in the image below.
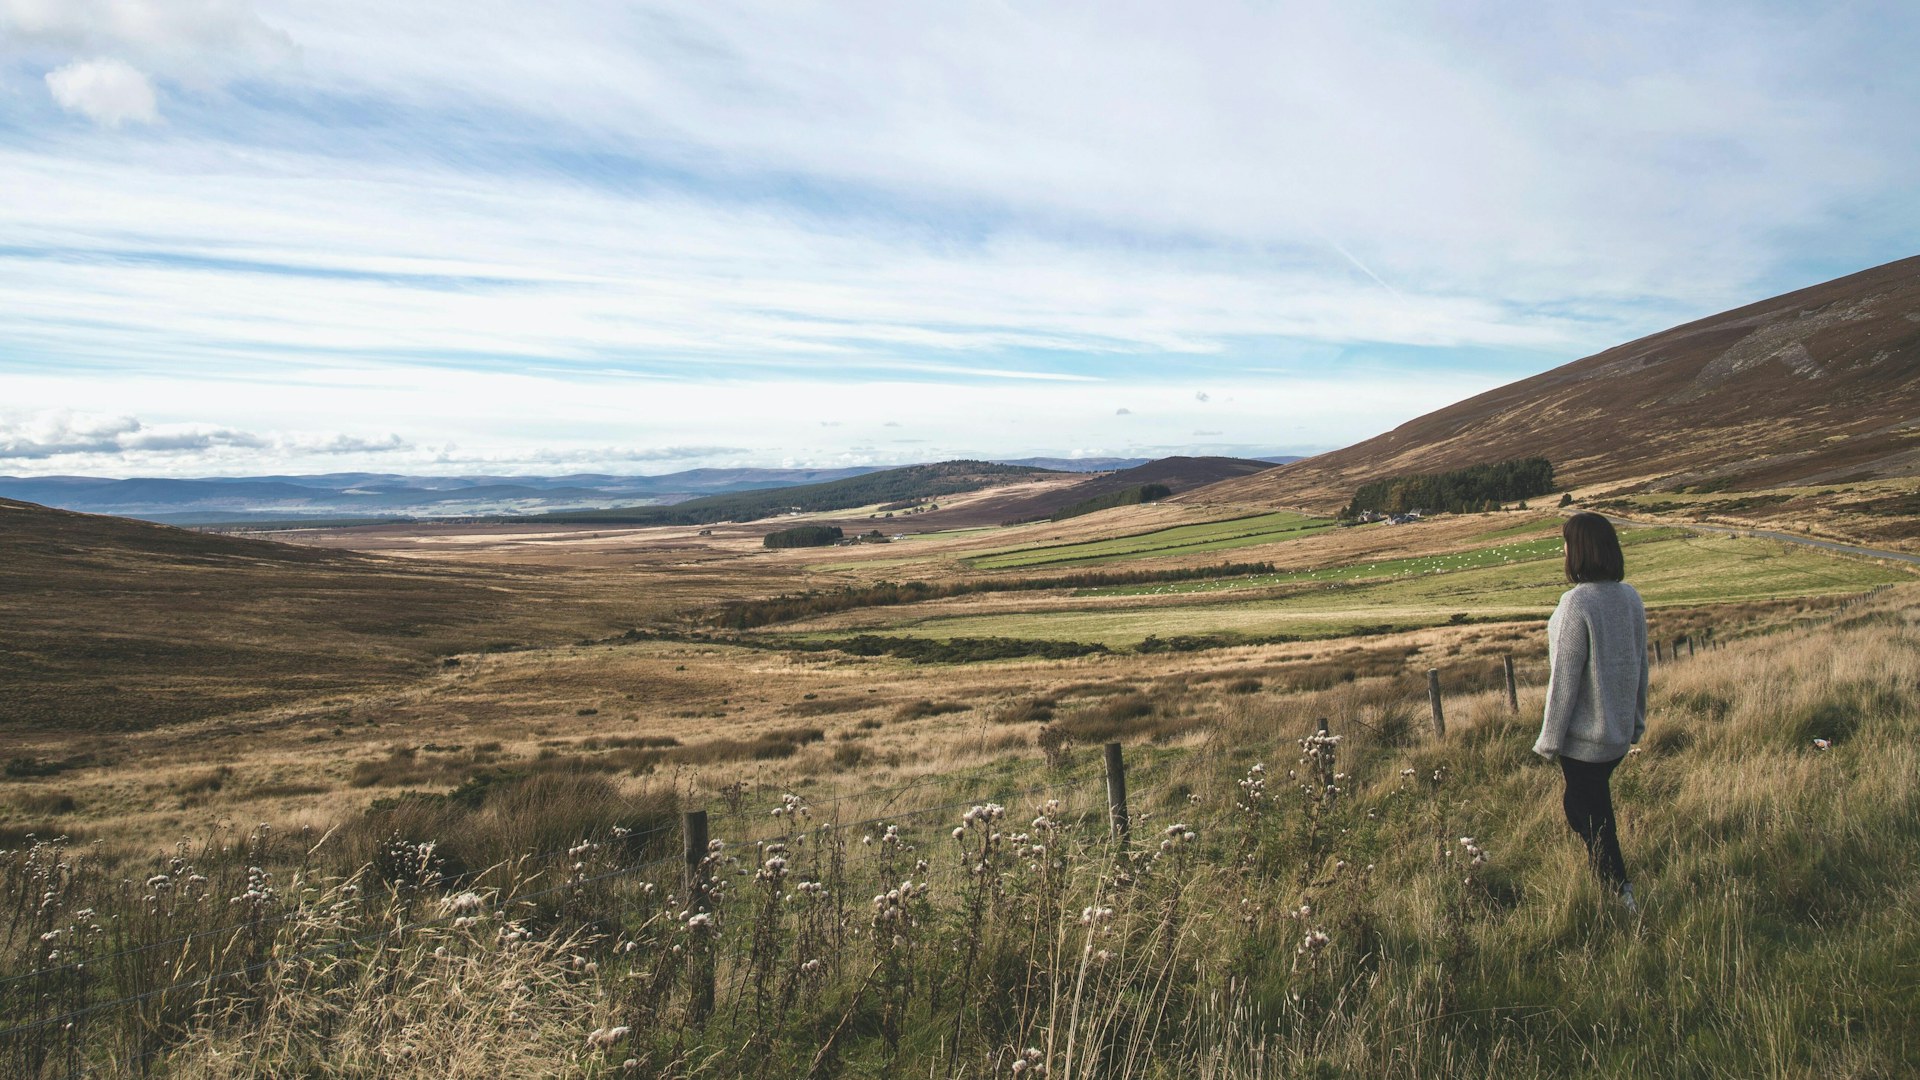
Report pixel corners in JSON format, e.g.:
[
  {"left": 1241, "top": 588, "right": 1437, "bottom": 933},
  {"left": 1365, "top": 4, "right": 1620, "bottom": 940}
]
[{"left": 1559, "top": 754, "right": 1628, "bottom": 888}]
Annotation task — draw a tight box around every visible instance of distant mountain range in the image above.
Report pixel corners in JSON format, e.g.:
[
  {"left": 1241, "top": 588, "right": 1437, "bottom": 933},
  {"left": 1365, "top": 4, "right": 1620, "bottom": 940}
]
[
  {"left": 994, "top": 457, "right": 1150, "bottom": 471},
  {"left": 1202, "top": 255, "right": 1920, "bottom": 512},
  {"left": 529, "top": 461, "right": 1056, "bottom": 526},
  {"left": 0, "top": 456, "right": 1304, "bottom": 525},
  {"left": 0, "top": 467, "right": 889, "bottom": 523},
  {"left": 998, "top": 455, "right": 1302, "bottom": 472}
]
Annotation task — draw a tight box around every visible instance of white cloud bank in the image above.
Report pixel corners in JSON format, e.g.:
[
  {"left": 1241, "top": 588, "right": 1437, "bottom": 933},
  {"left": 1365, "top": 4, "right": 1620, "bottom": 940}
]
[
  {"left": 44, "top": 57, "right": 157, "bottom": 126},
  {"left": 0, "top": 368, "right": 1492, "bottom": 477},
  {"left": 0, "top": 411, "right": 409, "bottom": 465}
]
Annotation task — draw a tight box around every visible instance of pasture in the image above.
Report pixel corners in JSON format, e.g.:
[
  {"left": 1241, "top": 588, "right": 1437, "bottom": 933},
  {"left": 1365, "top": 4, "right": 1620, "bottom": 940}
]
[
  {"left": 791, "top": 530, "right": 1916, "bottom": 648},
  {"left": 965, "top": 510, "right": 1336, "bottom": 570}
]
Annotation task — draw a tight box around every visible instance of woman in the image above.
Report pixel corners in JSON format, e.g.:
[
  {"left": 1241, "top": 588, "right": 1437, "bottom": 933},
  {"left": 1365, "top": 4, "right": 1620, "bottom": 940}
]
[{"left": 1534, "top": 512, "right": 1648, "bottom": 912}]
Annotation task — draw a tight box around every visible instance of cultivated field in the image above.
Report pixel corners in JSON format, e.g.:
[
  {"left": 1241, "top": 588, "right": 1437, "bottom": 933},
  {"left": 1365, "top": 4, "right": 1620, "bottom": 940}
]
[
  {"left": 964, "top": 511, "right": 1337, "bottom": 570},
  {"left": 793, "top": 529, "right": 1912, "bottom": 647}
]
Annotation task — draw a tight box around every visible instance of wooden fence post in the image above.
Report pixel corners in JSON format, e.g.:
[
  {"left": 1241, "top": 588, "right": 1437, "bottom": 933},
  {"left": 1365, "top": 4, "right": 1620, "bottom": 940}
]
[
  {"left": 1104, "top": 742, "right": 1130, "bottom": 849},
  {"left": 683, "top": 809, "right": 714, "bottom": 1022},
  {"left": 1686, "top": 636, "right": 1695, "bottom": 658},
  {"left": 1654, "top": 640, "right": 1665, "bottom": 663},
  {"left": 1503, "top": 655, "right": 1518, "bottom": 713},
  {"left": 1426, "top": 669, "right": 1446, "bottom": 738}
]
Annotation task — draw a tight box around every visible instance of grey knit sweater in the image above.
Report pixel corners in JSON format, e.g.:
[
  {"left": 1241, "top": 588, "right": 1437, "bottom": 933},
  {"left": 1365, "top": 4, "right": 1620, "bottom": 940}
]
[{"left": 1534, "top": 581, "right": 1649, "bottom": 762}]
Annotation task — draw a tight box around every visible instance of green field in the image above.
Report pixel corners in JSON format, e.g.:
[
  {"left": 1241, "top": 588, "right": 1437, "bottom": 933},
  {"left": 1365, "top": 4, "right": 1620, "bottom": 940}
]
[
  {"left": 966, "top": 510, "right": 1338, "bottom": 570},
  {"left": 896, "top": 526, "right": 999, "bottom": 540},
  {"left": 1464, "top": 517, "right": 1564, "bottom": 542},
  {"left": 835, "top": 532, "right": 1916, "bottom": 647},
  {"left": 1078, "top": 528, "right": 1681, "bottom": 597}
]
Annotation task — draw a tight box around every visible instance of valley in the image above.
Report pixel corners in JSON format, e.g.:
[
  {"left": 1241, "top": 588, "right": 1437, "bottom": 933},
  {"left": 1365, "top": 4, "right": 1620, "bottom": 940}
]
[
  {"left": 4, "top": 257, "right": 1919, "bottom": 1077},
  {"left": 5, "top": 483, "right": 1911, "bottom": 858}
]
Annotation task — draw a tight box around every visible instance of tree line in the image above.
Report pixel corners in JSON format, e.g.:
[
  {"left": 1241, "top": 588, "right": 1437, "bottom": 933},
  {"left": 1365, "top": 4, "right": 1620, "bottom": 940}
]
[
  {"left": 1342, "top": 457, "right": 1555, "bottom": 517},
  {"left": 763, "top": 525, "right": 844, "bottom": 549}
]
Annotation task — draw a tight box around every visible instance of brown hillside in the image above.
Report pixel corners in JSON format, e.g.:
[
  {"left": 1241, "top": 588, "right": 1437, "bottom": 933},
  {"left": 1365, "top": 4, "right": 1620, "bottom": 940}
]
[
  {"left": 0, "top": 500, "right": 725, "bottom": 733},
  {"left": 989, "top": 455, "right": 1275, "bottom": 522},
  {"left": 1197, "top": 255, "right": 1920, "bottom": 513}
]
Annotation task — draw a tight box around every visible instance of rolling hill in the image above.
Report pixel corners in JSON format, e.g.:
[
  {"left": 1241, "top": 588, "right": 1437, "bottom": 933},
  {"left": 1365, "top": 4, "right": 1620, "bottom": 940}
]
[
  {"left": 989, "top": 455, "right": 1281, "bottom": 522},
  {"left": 1198, "top": 255, "right": 1920, "bottom": 513},
  {"left": 0, "top": 499, "right": 687, "bottom": 733},
  {"left": 0, "top": 467, "right": 888, "bottom": 524},
  {"left": 527, "top": 460, "right": 1055, "bottom": 525}
]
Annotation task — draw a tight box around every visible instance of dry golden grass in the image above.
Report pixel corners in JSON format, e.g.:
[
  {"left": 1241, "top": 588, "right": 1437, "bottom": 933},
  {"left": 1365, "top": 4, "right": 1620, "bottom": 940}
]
[
  {"left": 7, "top": 583, "right": 1913, "bottom": 1078},
  {"left": 4, "top": 581, "right": 1865, "bottom": 862},
  {"left": 3, "top": 492, "right": 1902, "bottom": 864}
]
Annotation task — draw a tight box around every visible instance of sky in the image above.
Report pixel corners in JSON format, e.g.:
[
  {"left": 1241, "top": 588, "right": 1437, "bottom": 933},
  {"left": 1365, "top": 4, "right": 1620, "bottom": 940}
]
[{"left": 2, "top": 1, "right": 1918, "bottom": 478}]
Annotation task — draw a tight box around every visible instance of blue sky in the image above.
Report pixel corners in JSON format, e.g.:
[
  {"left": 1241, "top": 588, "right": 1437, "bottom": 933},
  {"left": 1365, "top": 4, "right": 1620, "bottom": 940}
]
[{"left": 2, "top": 0, "right": 1917, "bottom": 476}]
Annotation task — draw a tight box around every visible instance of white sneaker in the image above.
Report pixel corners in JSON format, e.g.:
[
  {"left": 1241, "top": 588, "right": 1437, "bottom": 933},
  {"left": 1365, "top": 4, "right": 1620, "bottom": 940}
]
[{"left": 1619, "top": 882, "right": 1639, "bottom": 915}]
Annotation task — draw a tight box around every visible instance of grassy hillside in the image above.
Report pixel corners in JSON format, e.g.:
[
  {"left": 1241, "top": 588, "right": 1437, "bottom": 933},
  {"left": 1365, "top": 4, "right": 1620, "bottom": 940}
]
[
  {"left": 6, "top": 592, "right": 1913, "bottom": 1077},
  {"left": 528, "top": 460, "right": 1052, "bottom": 525},
  {"left": 968, "top": 510, "right": 1337, "bottom": 570},
  {"left": 0, "top": 499, "right": 766, "bottom": 733},
  {"left": 1199, "top": 255, "right": 1920, "bottom": 513},
  {"left": 993, "top": 456, "right": 1279, "bottom": 523},
  {"left": 1048, "top": 482, "right": 1170, "bottom": 521}
]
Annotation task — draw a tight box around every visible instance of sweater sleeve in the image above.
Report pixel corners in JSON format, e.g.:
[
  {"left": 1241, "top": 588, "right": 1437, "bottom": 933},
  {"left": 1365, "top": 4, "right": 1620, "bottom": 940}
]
[
  {"left": 1633, "top": 660, "right": 1648, "bottom": 742},
  {"left": 1633, "top": 610, "right": 1649, "bottom": 743},
  {"left": 1535, "top": 597, "right": 1588, "bottom": 760}
]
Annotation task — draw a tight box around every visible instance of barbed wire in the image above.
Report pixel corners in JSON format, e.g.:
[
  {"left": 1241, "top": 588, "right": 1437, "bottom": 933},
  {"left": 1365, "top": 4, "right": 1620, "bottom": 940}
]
[
  {"left": 3, "top": 754, "right": 1086, "bottom": 992},
  {"left": 810, "top": 743, "right": 1191, "bottom": 830},
  {"left": 0, "top": 817, "right": 684, "bottom": 991},
  {"left": 2, "top": 743, "right": 1190, "bottom": 1068},
  {"left": 706, "top": 753, "right": 1056, "bottom": 824},
  {"left": 0, "top": 848, "right": 688, "bottom": 1047}
]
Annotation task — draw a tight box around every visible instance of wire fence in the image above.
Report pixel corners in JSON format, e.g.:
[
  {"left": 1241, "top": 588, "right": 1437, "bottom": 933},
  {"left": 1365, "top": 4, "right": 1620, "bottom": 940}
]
[
  {"left": 4, "top": 760, "right": 1068, "bottom": 993},
  {"left": 0, "top": 817, "right": 688, "bottom": 992},
  {"left": 0, "top": 628, "right": 1696, "bottom": 1042},
  {"left": 5, "top": 610, "right": 1811, "bottom": 1077},
  {"left": 0, "top": 845, "right": 689, "bottom": 1042},
  {"left": 727, "top": 754, "right": 1057, "bottom": 819},
  {"left": 0, "top": 742, "right": 1153, "bottom": 1078},
  {"left": 0, "top": 670, "right": 1307, "bottom": 1075},
  {"left": 1, "top": 761, "right": 1065, "bottom": 983}
]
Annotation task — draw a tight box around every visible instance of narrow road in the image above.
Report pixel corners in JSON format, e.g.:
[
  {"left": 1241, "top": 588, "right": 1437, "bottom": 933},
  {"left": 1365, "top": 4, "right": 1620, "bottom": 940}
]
[{"left": 1602, "top": 514, "right": 1920, "bottom": 566}]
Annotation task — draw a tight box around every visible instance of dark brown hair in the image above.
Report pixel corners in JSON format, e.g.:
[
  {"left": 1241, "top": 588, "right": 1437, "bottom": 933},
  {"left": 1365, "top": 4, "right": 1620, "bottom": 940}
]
[{"left": 1563, "top": 512, "right": 1625, "bottom": 583}]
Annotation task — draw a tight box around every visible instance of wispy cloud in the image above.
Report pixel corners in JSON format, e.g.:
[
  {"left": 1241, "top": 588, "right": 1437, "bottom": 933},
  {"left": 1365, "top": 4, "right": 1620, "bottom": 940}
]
[
  {"left": 3, "top": 0, "right": 295, "bottom": 80},
  {"left": 0, "top": 410, "right": 408, "bottom": 465},
  {"left": 44, "top": 58, "right": 158, "bottom": 126},
  {"left": 0, "top": 369, "right": 1506, "bottom": 477},
  {"left": 1, "top": 1, "right": 1915, "bottom": 474}
]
